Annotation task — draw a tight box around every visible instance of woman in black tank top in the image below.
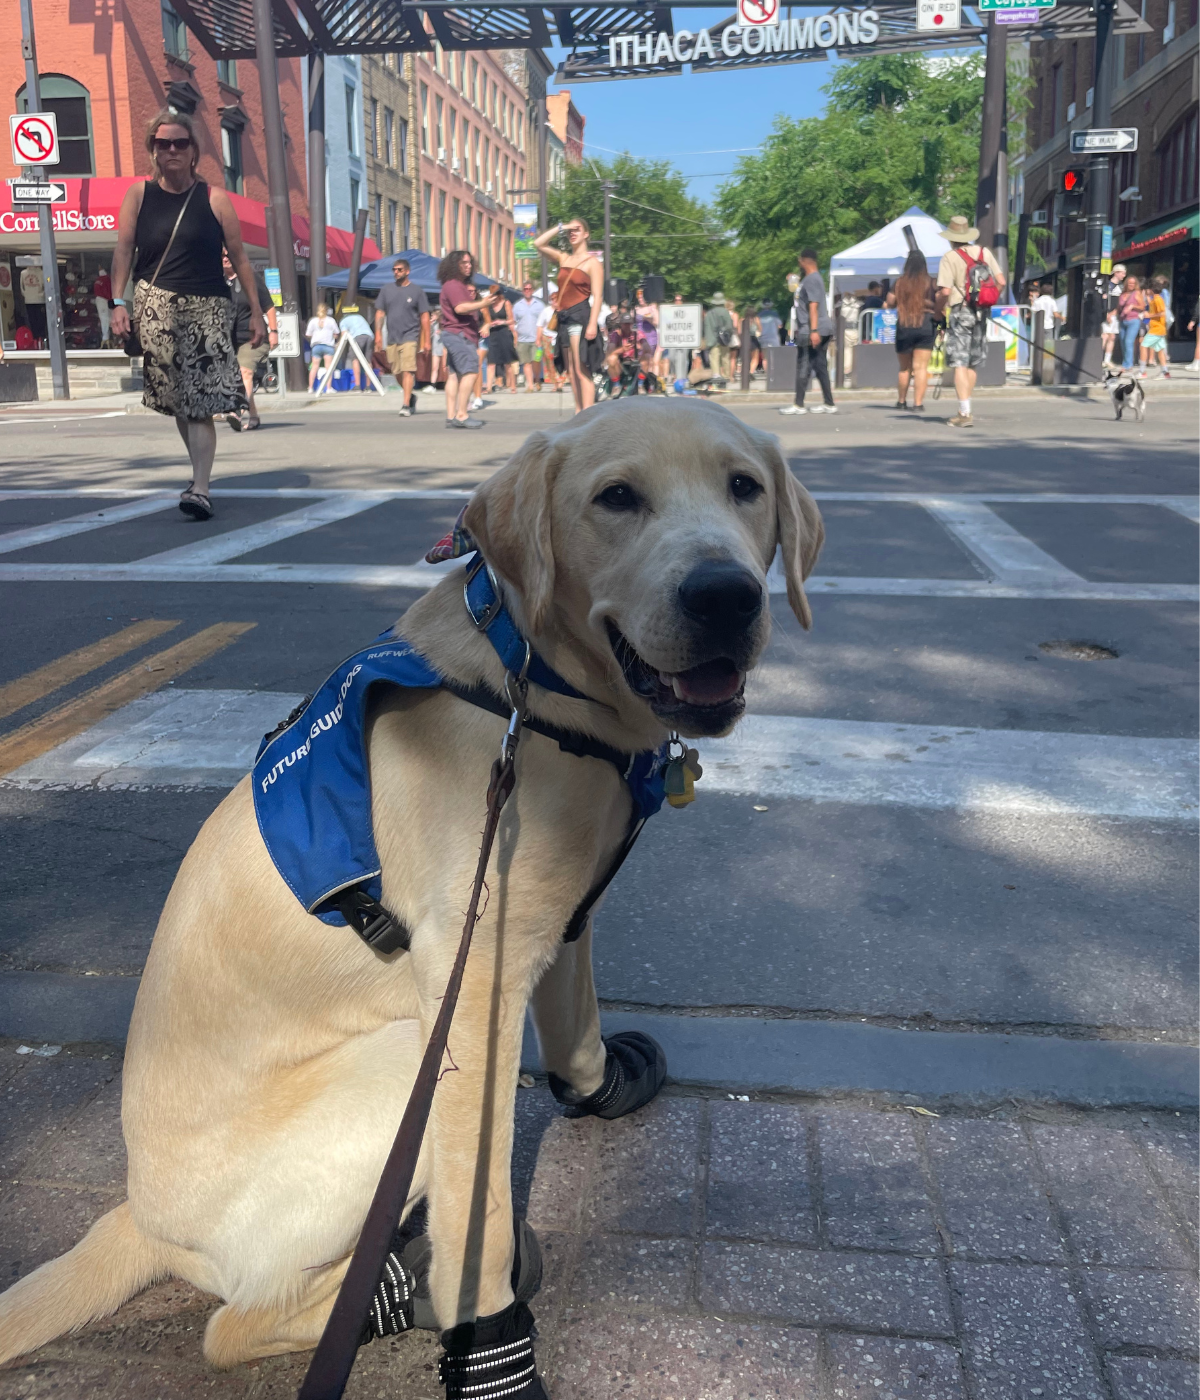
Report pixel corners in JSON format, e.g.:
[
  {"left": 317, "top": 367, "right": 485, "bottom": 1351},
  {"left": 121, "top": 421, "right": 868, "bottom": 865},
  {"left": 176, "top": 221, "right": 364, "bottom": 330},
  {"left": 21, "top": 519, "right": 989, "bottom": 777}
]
[{"left": 109, "top": 109, "right": 266, "bottom": 521}]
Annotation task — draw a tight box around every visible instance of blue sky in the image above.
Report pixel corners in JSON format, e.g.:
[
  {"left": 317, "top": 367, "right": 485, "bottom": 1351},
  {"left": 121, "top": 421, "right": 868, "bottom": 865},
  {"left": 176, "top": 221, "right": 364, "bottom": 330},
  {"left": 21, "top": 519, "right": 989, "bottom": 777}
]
[{"left": 548, "top": 9, "right": 841, "bottom": 207}]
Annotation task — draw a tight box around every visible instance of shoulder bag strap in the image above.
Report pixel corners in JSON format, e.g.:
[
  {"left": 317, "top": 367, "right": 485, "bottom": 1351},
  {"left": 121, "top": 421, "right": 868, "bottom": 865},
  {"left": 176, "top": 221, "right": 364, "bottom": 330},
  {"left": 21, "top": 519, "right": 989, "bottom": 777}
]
[{"left": 147, "top": 181, "right": 200, "bottom": 291}]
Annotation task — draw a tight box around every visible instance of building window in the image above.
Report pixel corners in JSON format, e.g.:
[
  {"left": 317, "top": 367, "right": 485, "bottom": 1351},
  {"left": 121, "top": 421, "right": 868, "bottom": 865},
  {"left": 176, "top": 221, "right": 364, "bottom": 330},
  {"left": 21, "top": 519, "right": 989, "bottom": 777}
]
[
  {"left": 1112, "top": 150, "right": 1139, "bottom": 225},
  {"left": 452, "top": 196, "right": 460, "bottom": 247},
  {"left": 383, "top": 107, "right": 394, "bottom": 167},
  {"left": 436, "top": 96, "right": 444, "bottom": 159},
  {"left": 1050, "top": 63, "right": 1063, "bottom": 133},
  {"left": 221, "top": 124, "right": 243, "bottom": 193},
  {"left": 484, "top": 137, "right": 491, "bottom": 190},
  {"left": 161, "top": 0, "right": 188, "bottom": 59},
  {"left": 350, "top": 175, "right": 360, "bottom": 215},
  {"left": 345, "top": 85, "right": 358, "bottom": 156},
  {"left": 423, "top": 182, "right": 432, "bottom": 252},
  {"left": 438, "top": 189, "right": 447, "bottom": 255},
  {"left": 387, "top": 198, "right": 397, "bottom": 254},
  {"left": 369, "top": 98, "right": 379, "bottom": 159},
  {"left": 403, "top": 205, "right": 411, "bottom": 247},
  {"left": 473, "top": 127, "right": 481, "bottom": 186},
  {"left": 1159, "top": 109, "right": 1198, "bottom": 211},
  {"left": 18, "top": 76, "right": 94, "bottom": 176},
  {"left": 373, "top": 192, "right": 383, "bottom": 245},
  {"left": 471, "top": 61, "right": 479, "bottom": 109},
  {"left": 449, "top": 109, "right": 458, "bottom": 170},
  {"left": 399, "top": 118, "right": 409, "bottom": 174},
  {"left": 420, "top": 84, "right": 429, "bottom": 153},
  {"left": 217, "top": 59, "right": 237, "bottom": 87}
]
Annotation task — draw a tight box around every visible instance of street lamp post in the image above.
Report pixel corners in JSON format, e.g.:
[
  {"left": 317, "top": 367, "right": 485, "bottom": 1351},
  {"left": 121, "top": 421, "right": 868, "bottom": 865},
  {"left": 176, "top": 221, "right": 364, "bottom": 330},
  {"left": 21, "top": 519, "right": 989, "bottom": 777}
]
[
  {"left": 1082, "top": 0, "right": 1117, "bottom": 337},
  {"left": 976, "top": 13, "right": 1009, "bottom": 284}
]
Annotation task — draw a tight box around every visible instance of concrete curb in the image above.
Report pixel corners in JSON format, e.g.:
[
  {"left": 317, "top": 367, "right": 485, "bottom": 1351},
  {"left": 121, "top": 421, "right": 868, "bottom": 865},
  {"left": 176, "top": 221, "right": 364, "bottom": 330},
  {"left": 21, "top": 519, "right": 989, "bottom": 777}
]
[{"left": 3, "top": 972, "right": 1193, "bottom": 1110}]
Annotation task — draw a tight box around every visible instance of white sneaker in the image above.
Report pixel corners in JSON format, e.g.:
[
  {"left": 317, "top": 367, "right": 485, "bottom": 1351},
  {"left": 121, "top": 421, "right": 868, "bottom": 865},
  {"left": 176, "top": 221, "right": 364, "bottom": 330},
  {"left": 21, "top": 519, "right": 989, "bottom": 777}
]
[
  {"left": 471, "top": 397, "right": 485, "bottom": 410},
  {"left": 1186, "top": 361, "right": 1200, "bottom": 372},
  {"left": 421, "top": 384, "right": 437, "bottom": 393},
  {"left": 779, "top": 404, "right": 808, "bottom": 415},
  {"left": 810, "top": 404, "right": 838, "bottom": 414}
]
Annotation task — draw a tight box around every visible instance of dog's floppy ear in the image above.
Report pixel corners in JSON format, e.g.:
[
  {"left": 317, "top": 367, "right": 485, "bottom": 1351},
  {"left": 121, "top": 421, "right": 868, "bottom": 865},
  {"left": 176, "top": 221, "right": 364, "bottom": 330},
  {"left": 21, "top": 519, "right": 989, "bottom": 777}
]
[
  {"left": 463, "top": 430, "right": 563, "bottom": 635},
  {"left": 758, "top": 435, "right": 823, "bottom": 630}
]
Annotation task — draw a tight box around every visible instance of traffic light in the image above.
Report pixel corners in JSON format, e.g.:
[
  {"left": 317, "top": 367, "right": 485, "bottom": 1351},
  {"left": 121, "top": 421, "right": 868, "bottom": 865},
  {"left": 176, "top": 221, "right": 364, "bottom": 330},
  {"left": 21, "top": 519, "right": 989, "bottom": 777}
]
[{"left": 1061, "top": 167, "right": 1087, "bottom": 195}]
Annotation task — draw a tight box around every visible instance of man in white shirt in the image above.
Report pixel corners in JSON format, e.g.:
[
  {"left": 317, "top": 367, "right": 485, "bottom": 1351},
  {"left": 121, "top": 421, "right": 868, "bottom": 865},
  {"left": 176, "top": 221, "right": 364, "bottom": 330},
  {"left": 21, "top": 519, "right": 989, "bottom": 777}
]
[
  {"left": 512, "top": 280, "right": 545, "bottom": 391},
  {"left": 935, "top": 215, "right": 1006, "bottom": 428},
  {"left": 1028, "top": 283, "right": 1062, "bottom": 345}
]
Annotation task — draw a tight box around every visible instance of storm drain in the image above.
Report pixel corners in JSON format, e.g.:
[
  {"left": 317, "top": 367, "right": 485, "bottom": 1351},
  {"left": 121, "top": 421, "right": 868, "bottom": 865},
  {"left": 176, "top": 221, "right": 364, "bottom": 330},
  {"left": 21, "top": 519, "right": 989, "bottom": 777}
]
[{"left": 1038, "top": 640, "right": 1120, "bottom": 661}]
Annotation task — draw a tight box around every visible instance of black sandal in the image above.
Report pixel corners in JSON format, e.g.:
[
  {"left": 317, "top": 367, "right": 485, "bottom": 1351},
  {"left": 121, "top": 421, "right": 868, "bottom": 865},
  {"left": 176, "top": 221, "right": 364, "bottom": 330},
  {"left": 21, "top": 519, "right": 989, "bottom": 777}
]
[{"left": 179, "top": 488, "right": 213, "bottom": 521}]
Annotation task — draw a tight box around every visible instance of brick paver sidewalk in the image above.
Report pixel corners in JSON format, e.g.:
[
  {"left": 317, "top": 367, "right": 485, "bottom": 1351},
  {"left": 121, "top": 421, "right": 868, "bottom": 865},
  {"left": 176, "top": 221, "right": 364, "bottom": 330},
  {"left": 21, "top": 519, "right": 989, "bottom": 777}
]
[{"left": 1, "top": 1045, "right": 1196, "bottom": 1399}]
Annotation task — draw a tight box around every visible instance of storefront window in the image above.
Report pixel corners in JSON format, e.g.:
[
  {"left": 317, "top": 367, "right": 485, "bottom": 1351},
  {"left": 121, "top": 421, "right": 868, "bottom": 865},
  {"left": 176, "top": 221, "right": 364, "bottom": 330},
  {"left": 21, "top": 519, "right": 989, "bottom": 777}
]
[{"left": 17, "top": 76, "right": 94, "bottom": 177}]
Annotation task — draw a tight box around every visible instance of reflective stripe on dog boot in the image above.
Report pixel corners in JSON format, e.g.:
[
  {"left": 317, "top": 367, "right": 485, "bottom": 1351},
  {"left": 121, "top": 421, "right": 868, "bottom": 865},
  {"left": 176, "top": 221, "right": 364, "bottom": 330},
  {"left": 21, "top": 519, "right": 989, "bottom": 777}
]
[
  {"left": 440, "top": 1300, "right": 548, "bottom": 1400},
  {"left": 547, "top": 1031, "right": 667, "bottom": 1120},
  {"left": 358, "top": 1231, "right": 416, "bottom": 1344}
]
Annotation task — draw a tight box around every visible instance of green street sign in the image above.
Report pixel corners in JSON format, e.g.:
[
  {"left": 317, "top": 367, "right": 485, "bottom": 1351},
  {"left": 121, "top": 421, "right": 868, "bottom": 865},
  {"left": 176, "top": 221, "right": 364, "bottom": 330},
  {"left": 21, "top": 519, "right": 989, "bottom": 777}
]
[{"left": 978, "top": 0, "right": 1055, "bottom": 10}]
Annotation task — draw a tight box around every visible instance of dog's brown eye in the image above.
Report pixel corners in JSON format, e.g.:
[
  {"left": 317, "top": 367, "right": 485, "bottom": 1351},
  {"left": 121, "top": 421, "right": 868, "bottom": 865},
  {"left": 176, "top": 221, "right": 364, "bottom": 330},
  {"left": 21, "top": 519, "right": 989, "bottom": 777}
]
[
  {"left": 730, "top": 474, "right": 763, "bottom": 502},
  {"left": 595, "top": 483, "right": 639, "bottom": 512}
]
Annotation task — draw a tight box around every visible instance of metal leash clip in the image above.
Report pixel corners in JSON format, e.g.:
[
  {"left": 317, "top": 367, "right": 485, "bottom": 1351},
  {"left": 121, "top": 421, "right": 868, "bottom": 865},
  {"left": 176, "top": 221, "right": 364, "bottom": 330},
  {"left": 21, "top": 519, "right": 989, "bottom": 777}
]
[{"left": 501, "top": 641, "right": 532, "bottom": 765}]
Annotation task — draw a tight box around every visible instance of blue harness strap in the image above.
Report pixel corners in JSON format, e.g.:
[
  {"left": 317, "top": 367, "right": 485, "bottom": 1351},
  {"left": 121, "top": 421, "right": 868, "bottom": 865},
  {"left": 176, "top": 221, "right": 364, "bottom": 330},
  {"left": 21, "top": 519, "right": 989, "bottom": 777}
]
[{"left": 253, "top": 592, "right": 669, "bottom": 940}]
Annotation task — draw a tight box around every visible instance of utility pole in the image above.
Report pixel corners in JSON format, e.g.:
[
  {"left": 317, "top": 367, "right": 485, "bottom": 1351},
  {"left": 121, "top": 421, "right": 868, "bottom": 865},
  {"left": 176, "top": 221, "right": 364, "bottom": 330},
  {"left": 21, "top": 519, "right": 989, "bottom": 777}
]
[
  {"left": 537, "top": 97, "right": 549, "bottom": 301},
  {"left": 976, "top": 13, "right": 1009, "bottom": 285},
  {"left": 18, "top": 0, "right": 69, "bottom": 399},
  {"left": 1082, "top": 0, "right": 1117, "bottom": 336},
  {"left": 251, "top": 0, "right": 306, "bottom": 391},
  {"left": 307, "top": 49, "right": 326, "bottom": 318},
  {"left": 602, "top": 179, "right": 613, "bottom": 299}
]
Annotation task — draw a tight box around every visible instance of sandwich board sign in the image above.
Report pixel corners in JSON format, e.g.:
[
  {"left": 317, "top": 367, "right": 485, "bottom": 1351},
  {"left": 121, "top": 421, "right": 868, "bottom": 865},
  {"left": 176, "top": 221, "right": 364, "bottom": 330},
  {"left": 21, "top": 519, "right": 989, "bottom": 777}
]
[{"left": 9, "top": 112, "right": 59, "bottom": 165}]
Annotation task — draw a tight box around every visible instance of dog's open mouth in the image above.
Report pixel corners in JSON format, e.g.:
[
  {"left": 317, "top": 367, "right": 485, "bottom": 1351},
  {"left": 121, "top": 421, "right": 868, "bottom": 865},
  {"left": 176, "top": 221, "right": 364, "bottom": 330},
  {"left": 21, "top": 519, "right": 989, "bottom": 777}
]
[{"left": 607, "top": 622, "right": 747, "bottom": 729}]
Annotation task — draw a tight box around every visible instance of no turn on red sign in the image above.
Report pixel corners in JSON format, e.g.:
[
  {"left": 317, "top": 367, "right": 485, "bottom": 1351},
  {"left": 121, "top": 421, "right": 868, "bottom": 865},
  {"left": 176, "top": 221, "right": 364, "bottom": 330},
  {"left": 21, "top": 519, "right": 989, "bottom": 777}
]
[
  {"left": 738, "top": 0, "right": 781, "bottom": 24},
  {"left": 9, "top": 112, "right": 59, "bottom": 165}
]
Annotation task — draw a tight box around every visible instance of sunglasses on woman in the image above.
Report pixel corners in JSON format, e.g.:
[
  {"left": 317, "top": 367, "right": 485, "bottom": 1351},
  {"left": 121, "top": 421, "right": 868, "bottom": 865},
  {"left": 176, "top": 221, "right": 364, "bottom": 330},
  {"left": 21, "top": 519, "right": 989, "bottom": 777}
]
[{"left": 154, "top": 137, "right": 192, "bottom": 152}]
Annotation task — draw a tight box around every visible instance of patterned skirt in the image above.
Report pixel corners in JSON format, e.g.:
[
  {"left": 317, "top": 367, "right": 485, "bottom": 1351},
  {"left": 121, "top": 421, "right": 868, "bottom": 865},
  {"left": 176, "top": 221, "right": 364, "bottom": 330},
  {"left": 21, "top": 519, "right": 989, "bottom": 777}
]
[{"left": 134, "top": 282, "right": 243, "bottom": 420}]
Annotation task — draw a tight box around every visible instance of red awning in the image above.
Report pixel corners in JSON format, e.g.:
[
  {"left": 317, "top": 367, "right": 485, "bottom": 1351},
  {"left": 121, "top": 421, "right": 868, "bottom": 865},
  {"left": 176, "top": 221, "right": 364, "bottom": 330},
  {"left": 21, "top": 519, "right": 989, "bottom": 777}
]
[{"left": 0, "top": 178, "right": 378, "bottom": 268}]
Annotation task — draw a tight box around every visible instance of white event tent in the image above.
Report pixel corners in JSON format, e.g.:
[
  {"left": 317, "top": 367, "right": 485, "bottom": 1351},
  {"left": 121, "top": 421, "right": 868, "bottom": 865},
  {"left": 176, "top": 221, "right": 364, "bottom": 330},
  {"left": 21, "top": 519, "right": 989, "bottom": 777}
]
[{"left": 827, "top": 206, "right": 951, "bottom": 307}]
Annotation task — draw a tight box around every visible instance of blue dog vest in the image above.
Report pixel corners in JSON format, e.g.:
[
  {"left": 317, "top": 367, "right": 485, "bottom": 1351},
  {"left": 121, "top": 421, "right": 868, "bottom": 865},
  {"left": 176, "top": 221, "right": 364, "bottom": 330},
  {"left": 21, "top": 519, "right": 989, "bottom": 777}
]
[{"left": 252, "top": 557, "right": 670, "bottom": 941}]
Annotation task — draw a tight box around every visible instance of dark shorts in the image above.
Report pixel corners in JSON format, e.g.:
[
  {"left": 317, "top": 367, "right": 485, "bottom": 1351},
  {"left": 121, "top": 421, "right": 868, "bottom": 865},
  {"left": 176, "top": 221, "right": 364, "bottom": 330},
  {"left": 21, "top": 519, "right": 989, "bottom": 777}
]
[
  {"left": 441, "top": 331, "right": 479, "bottom": 377},
  {"left": 895, "top": 326, "right": 936, "bottom": 355},
  {"left": 557, "top": 299, "right": 592, "bottom": 337}
]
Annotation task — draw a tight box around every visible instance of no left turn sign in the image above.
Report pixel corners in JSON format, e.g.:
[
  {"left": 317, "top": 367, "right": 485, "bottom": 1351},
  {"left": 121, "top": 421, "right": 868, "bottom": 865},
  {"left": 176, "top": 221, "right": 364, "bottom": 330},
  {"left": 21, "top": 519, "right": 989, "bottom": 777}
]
[{"left": 9, "top": 112, "right": 60, "bottom": 166}]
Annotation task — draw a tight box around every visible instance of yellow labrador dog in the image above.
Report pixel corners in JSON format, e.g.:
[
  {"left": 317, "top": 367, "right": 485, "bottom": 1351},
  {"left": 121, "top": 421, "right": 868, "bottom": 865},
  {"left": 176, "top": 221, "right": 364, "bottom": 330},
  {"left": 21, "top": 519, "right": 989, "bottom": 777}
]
[{"left": 0, "top": 397, "right": 822, "bottom": 1395}]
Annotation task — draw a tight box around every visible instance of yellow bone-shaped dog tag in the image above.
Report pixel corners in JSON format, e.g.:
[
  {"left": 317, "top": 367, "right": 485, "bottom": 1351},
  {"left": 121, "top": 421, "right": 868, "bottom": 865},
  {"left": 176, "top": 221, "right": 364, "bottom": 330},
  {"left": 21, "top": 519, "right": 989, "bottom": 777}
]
[{"left": 665, "top": 745, "right": 703, "bottom": 808}]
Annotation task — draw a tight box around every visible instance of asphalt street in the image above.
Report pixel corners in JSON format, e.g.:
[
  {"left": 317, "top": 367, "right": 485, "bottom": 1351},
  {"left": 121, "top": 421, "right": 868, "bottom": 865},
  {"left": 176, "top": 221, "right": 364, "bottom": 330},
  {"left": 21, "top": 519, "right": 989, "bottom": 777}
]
[{"left": 0, "top": 388, "right": 1196, "bottom": 1107}]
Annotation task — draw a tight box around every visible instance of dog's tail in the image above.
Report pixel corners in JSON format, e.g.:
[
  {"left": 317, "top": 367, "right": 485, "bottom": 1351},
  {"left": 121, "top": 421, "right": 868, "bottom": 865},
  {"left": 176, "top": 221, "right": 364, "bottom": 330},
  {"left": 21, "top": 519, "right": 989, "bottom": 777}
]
[{"left": 0, "top": 1201, "right": 172, "bottom": 1364}]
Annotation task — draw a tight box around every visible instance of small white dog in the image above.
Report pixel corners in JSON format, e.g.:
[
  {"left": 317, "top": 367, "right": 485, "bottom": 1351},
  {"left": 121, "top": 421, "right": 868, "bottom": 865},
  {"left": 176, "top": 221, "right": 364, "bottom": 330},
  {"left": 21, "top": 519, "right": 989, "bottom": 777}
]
[{"left": 1104, "top": 369, "right": 1146, "bottom": 423}]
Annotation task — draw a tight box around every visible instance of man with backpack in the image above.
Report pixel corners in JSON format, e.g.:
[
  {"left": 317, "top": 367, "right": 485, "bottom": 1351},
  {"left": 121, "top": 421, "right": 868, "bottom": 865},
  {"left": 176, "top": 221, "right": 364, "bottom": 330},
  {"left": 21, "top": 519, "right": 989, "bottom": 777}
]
[
  {"left": 935, "top": 215, "right": 1006, "bottom": 428},
  {"left": 702, "top": 293, "right": 736, "bottom": 386}
]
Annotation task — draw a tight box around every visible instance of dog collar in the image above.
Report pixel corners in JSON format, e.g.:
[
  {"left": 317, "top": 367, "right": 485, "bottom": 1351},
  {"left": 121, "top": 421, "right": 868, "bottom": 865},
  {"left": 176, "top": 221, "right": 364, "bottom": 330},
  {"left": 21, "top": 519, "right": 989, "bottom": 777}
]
[{"left": 462, "top": 553, "right": 588, "bottom": 701}]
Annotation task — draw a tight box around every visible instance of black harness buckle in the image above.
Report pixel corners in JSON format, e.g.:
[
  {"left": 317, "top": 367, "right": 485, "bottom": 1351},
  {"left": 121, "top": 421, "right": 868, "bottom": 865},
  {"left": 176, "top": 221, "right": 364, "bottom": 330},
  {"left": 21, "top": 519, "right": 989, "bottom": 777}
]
[{"left": 338, "top": 887, "right": 412, "bottom": 956}]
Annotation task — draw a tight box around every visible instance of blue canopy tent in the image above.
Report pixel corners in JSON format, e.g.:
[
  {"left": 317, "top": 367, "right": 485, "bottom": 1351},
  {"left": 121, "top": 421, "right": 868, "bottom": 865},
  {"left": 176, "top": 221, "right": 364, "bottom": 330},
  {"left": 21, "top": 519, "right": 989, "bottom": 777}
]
[
  {"left": 827, "top": 207, "right": 951, "bottom": 306},
  {"left": 316, "top": 250, "right": 518, "bottom": 300}
]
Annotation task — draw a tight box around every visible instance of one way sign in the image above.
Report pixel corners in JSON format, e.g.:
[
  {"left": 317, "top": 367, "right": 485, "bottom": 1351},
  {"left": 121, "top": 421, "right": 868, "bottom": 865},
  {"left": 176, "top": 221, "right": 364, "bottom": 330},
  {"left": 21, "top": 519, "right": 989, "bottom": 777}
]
[
  {"left": 8, "top": 180, "right": 67, "bottom": 203},
  {"left": 1070, "top": 127, "right": 1139, "bottom": 153}
]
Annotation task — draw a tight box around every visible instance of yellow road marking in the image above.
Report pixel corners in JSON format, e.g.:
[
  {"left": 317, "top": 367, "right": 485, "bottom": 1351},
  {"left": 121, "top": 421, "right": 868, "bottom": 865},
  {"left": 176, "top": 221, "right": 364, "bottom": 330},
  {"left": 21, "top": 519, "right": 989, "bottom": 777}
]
[
  {"left": 0, "top": 622, "right": 257, "bottom": 778},
  {"left": 0, "top": 619, "right": 181, "bottom": 722}
]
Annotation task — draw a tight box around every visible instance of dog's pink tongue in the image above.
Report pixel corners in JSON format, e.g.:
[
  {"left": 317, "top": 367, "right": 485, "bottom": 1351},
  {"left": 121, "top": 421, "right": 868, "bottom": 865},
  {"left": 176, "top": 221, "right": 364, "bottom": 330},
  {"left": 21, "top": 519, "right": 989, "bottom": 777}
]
[{"left": 671, "top": 659, "right": 744, "bottom": 705}]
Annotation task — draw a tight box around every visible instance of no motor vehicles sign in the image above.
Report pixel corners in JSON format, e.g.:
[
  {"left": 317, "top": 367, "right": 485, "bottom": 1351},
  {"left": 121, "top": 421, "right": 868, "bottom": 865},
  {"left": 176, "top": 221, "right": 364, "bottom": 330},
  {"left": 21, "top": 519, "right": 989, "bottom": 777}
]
[{"left": 9, "top": 112, "right": 59, "bottom": 166}]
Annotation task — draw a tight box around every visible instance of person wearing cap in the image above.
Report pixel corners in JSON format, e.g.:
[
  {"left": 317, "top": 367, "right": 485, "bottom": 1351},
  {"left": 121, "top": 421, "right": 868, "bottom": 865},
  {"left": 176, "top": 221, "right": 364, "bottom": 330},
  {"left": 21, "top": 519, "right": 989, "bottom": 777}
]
[
  {"left": 935, "top": 215, "right": 1006, "bottom": 428},
  {"left": 702, "top": 293, "right": 736, "bottom": 386}
]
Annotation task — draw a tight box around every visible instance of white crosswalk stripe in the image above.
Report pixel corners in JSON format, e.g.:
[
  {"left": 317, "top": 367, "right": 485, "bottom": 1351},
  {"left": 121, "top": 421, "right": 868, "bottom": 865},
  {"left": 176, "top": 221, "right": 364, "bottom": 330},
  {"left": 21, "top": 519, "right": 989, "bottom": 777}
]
[{"left": 4, "top": 689, "right": 1195, "bottom": 822}]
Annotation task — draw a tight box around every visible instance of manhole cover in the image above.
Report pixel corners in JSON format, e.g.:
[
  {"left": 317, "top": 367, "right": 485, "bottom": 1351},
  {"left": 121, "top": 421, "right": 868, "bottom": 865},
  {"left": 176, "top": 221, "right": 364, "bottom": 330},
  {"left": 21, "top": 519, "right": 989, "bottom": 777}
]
[{"left": 1038, "top": 640, "right": 1119, "bottom": 661}]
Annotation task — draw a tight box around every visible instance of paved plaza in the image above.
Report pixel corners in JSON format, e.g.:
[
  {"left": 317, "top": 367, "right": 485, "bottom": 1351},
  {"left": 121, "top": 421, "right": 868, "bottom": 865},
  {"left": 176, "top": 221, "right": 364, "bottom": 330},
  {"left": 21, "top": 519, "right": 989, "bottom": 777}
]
[{"left": 0, "top": 387, "right": 1196, "bottom": 1396}]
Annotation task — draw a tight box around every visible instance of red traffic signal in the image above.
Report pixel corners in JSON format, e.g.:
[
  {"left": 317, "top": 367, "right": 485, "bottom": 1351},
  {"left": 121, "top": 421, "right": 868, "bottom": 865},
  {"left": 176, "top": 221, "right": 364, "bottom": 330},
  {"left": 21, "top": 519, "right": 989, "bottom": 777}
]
[{"left": 1061, "top": 167, "right": 1087, "bottom": 194}]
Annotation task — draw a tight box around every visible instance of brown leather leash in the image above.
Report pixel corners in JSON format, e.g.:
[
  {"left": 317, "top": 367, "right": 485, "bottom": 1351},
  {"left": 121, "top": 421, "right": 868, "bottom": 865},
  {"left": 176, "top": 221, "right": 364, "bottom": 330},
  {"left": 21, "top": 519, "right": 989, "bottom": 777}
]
[{"left": 298, "top": 664, "right": 529, "bottom": 1400}]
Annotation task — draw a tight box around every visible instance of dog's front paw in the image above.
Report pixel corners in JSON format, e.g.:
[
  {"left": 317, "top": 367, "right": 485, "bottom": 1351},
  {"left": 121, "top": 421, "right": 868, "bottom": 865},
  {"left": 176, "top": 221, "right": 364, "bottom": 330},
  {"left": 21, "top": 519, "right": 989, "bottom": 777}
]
[
  {"left": 440, "top": 1300, "right": 550, "bottom": 1398},
  {"left": 548, "top": 1031, "right": 667, "bottom": 1120}
]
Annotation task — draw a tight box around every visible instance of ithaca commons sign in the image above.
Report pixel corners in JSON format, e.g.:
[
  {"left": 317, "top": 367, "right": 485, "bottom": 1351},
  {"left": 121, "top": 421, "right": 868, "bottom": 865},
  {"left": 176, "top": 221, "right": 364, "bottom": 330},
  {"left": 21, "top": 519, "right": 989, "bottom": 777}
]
[{"left": 605, "top": 8, "right": 882, "bottom": 66}]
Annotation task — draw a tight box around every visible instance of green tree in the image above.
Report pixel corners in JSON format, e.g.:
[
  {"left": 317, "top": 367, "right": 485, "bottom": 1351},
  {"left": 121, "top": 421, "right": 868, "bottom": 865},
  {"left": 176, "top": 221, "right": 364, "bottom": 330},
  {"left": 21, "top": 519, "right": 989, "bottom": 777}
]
[
  {"left": 545, "top": 154, "right": 727, "bottom": 302},
  {"left": 716, "top": 53, "right": 986, "bottom": 307}
]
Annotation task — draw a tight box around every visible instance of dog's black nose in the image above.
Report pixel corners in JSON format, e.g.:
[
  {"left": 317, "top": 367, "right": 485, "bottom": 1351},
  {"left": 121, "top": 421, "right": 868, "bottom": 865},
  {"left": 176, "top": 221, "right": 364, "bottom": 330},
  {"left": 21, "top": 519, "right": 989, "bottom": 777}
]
[{"left": 678, "top": 560, "right": 763, "bottom": 635}]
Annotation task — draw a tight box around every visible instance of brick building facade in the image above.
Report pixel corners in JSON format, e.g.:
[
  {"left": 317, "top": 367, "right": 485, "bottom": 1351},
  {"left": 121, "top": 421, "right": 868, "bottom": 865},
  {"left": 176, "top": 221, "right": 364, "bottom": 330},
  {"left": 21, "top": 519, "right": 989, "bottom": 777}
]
[
  {"left": 362, "top": 54, "right": 417, "bottom": 256},
  {"left": 414, "top": 40, "right": 527, "bottom": 279},
  {"left": 1020, "top": 1, "right": 1199, "bottom": 343}
]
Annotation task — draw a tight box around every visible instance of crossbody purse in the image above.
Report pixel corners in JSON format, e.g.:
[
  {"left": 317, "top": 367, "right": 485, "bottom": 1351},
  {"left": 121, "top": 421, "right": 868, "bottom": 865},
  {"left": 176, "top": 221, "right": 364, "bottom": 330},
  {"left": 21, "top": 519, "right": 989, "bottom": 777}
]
[{"left": 124, "top": 180, "right": 200, "bottom": 360}]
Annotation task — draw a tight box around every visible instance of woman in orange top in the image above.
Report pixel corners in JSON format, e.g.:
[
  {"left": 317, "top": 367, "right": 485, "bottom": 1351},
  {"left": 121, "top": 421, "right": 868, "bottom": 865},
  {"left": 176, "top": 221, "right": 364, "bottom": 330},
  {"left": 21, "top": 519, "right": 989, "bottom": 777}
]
[{"left": 533, "top": 217, "right": 604, "bottom": 412}]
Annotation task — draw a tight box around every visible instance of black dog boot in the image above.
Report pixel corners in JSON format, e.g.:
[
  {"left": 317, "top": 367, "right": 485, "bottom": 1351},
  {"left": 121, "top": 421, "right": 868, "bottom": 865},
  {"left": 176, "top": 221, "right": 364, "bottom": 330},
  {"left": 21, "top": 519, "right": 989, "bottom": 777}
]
[
  {"left": 399, "top": 1216, "right": 543, "bottom": 1332},
  {"left": 547, "top": 1031, "right": 667, "bottom": 1120},
  {"left": 359, "top": 1227, "right": 417, "bottom": 1344},
  {"left": 440, "top": 1300, "right": 549, "bottom": 1399}
]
